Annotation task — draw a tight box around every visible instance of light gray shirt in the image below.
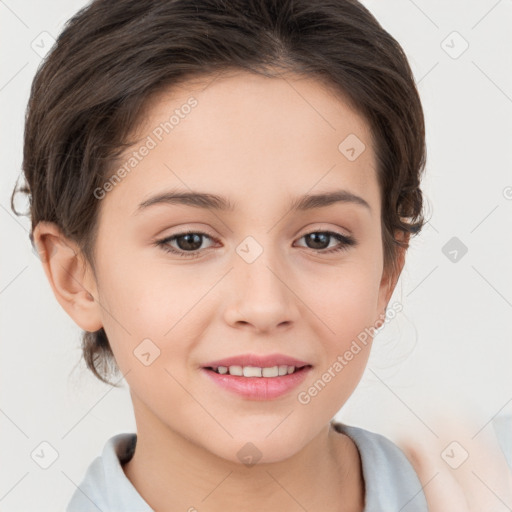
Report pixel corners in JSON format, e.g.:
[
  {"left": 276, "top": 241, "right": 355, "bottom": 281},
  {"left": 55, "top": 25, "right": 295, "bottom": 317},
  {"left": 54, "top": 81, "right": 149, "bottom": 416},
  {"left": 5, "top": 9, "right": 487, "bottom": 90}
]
[{"left": 66, "top": 422, "right": 428, "bottom": 512}]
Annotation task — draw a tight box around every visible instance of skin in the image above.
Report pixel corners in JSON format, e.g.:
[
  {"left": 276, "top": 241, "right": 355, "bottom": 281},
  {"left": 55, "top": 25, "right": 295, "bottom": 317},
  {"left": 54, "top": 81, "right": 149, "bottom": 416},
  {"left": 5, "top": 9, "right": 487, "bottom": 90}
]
[{"left": 34, "top": 70, "right": 407, "bottom": 512}]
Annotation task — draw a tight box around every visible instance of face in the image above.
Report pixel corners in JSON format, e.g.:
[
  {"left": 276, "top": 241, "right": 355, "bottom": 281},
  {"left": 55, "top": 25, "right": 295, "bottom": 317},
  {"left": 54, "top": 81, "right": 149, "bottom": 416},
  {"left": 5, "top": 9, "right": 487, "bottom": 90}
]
[{"left": 85, "top": 70, "right": 394, "bottom": 463}]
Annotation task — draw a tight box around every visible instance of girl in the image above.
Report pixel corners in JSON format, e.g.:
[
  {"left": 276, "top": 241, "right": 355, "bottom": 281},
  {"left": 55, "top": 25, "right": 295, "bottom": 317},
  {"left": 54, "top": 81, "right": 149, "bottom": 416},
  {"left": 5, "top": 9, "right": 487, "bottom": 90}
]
[{"left": 15, "top": 0, "right": 431, "bottom": 510}]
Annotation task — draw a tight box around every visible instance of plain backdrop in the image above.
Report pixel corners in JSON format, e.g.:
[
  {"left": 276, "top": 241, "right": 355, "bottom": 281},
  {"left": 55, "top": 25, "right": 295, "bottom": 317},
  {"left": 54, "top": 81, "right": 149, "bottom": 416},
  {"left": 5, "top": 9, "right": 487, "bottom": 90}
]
[{"left": 1, "top": 0, "right": 511, "bottom": 510}]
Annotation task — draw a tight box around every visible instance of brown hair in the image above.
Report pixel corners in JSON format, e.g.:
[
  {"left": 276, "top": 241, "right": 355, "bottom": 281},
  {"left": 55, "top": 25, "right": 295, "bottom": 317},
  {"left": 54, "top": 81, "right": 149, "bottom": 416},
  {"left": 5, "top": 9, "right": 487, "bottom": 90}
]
[{"left": 12, "top": 0, "right": 428, "bottom": 387}]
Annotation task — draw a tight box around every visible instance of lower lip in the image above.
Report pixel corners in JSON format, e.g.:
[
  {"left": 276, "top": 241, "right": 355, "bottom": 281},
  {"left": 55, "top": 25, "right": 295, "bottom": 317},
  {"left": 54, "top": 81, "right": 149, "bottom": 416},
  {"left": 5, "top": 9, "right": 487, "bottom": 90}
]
[{"left": 201, "top": 366, "right": 312, "bottom": 400}]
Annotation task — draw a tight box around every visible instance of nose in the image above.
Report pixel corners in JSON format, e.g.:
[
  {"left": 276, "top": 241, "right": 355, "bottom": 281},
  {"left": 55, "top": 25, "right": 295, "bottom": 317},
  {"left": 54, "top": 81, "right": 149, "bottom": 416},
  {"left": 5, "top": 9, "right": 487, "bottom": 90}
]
[{"left": 222, "top": 242, "right": 300, "bottom": 333}]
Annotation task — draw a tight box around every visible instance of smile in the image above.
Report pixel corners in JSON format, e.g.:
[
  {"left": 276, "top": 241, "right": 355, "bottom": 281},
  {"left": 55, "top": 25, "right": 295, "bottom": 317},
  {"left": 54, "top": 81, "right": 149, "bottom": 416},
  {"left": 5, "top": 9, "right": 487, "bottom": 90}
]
[
  {"left": 201, "top": 365, "right": 312, "bottom": 400},
  {"left": 206, "top": 364, "right": 308, "bottom": 377}
]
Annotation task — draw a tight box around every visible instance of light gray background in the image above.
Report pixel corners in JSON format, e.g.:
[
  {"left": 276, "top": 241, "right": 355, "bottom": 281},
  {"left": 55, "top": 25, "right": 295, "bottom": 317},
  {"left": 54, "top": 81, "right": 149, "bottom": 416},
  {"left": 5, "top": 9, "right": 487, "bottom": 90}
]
[{"left": 1, "top": 0, "right": 511, "bottom": 510}]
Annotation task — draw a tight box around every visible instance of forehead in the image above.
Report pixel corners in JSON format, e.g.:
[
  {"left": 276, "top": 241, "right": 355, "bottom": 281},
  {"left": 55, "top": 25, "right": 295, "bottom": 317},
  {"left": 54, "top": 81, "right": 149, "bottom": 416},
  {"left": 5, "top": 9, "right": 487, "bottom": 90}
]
[{"left": 104, "top": 70, "right": 379, "bottom": 218}]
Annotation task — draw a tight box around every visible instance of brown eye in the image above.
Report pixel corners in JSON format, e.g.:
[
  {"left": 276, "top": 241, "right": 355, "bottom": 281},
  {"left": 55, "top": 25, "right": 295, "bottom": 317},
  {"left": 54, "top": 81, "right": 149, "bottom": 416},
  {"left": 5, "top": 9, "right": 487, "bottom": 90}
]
[
  {"left": 296, "top": 231, "right": 356, "bottom": 254},
  {"left": 156, "top": 231, "right": 216, "bottom": 258},
  {"left": 155, "top": 229, "right": 356, "bottom": 259},
  {"left": 172, "top": 233, "right": 204, "bottom": 251}
]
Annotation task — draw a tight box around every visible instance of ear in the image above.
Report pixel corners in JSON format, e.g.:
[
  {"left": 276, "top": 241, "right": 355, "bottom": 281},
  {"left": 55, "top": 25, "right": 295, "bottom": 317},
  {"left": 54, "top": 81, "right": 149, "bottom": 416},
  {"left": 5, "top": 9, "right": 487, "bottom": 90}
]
[
  {"left": 376, "top": 230, "right": 409, "bottom": 317},
  {"left": 32, "top": 221, "right": 103, "bottom": 332}
]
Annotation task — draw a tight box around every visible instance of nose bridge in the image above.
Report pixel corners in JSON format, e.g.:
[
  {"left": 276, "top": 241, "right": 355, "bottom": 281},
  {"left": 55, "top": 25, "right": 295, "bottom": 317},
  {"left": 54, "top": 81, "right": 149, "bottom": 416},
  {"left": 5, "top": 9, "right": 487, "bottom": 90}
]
[
  {"left": 235, "top": 232, "right": 288, "bottom": 297},
  {"left": 223, "top": 231, "right": 299, "bottom": 330}
]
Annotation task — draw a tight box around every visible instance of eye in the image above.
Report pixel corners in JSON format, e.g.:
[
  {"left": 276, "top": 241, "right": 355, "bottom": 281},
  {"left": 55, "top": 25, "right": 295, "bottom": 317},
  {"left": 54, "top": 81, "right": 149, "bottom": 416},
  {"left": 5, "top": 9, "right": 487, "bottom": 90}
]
[
  {"left": 294, "top": 231, "right": 356, "bottom": 254},
  {"left": 155, "top": 230, "right": 217, "bottom": 259},
  {"left": 154, "top": 229, "right": 357, "bottom": 258}
]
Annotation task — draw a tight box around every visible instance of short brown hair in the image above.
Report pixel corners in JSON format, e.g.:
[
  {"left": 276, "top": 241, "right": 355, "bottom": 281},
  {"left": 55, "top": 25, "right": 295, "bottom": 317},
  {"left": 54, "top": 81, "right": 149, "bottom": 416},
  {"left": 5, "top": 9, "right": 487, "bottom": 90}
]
[{"left": 12, "top": 0, "right": 428, "bottom": 387}]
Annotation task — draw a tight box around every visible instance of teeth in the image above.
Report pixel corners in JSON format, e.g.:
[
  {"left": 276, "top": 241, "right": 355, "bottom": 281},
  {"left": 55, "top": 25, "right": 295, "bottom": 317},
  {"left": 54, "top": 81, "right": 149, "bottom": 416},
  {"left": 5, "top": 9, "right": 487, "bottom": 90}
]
[
  {"left": 229, "top": 365, "right": 243, "bottom": 376},
  {"left": 278, "top": 365, "right": 289, "bottom": 376},
  {"left": 212, "top": 365, "right": 300, "bottom": 377},
  {"left": 244, "top": 366, "right": 262, "bottom": 377}
]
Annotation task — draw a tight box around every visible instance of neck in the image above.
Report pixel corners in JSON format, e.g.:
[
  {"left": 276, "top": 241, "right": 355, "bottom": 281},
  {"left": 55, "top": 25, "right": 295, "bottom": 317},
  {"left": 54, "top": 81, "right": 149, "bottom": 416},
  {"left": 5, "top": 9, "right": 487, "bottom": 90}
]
[{"left": 123, "top": 401, "right": 363, "bottom": 512}]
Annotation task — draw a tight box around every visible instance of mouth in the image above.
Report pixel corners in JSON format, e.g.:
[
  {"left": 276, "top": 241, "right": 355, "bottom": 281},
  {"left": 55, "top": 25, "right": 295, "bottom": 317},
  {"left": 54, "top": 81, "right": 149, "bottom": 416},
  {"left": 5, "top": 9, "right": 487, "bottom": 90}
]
[
  {"left": 200, "top": 364, "right": 313, "bottom": 400},
  {"left": 203, "top": 364, "right": 312, "bottom": 377}
]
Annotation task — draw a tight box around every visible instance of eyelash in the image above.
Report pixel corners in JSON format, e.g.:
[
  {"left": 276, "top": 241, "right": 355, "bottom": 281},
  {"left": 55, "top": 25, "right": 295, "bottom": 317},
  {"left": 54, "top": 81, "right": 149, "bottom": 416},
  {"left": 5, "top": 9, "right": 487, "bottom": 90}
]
[{"left": 154, "top": 230, "right": 357, "bottom": 259}]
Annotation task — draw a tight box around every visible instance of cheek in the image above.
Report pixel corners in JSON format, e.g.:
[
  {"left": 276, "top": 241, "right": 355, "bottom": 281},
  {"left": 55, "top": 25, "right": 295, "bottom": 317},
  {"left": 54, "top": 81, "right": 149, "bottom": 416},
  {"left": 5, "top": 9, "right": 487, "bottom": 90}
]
[
  {"left": 97, "top": 245, "right": 194, "bottom": 329},
  {"left": 296, "top": 270, "right": 380, "bottom": 416},
  {"left": 296, "top": 294, "right": 377, "bottom": 423},
  {"left": 95, "top": 252, "right": 215, "bottom": 373},
  {"left": 299, "top": 259, "right": 381, "bottom": 340},
  {"left": 295, "top": 259, "right": 381, "bottom": 400}
]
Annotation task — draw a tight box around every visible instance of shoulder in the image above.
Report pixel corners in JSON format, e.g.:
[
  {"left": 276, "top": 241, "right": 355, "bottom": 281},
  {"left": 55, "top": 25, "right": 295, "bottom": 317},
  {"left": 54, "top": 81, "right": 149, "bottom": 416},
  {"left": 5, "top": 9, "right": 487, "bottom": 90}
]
[
  {"left": 65, "top": 452, "right": 108, "bottom": 511},
  {"left": 65, "top": 433, "right": 152, "bottom": 512},
  {"left": 332, "top": 422, "right": 429, "bottom": 512}
]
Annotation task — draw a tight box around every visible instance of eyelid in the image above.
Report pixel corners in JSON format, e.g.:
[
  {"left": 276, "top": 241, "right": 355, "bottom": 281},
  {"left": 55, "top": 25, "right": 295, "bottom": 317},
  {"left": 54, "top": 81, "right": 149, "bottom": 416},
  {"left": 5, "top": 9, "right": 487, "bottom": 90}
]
[
  {"left": 154, "top": 225, "right": 217, "bottom": 242},
  {"left": 298, "top": 223, "right": 352, "bottom": 238},
  {"left": 155, "top": 225, "right": 357, "bottom": 259},
  {"left": 157, "top": 224, "right": 352, "bottom": 243}
]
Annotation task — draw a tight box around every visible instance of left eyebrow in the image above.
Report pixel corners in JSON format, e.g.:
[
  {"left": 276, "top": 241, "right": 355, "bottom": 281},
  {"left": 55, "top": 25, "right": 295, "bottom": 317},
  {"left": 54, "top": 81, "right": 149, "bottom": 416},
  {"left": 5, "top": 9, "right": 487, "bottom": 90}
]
[{"left": 134, "top": 188, "right": 371, "bottom": 215}]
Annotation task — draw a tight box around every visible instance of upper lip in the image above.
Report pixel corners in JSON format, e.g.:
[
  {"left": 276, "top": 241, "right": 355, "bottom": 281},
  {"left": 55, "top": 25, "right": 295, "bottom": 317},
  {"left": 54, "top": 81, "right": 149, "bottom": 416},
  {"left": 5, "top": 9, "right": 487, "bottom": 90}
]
[{"left": 202, "top": 353, "right": 312, "bottom": 369}]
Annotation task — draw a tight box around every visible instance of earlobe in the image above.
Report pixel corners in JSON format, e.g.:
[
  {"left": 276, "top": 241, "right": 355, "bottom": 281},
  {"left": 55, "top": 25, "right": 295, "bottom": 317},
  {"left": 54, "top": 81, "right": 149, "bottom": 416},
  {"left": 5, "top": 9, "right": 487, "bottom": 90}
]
[{"left": 32, "top": 221, "right": 103, "bottom": 332}]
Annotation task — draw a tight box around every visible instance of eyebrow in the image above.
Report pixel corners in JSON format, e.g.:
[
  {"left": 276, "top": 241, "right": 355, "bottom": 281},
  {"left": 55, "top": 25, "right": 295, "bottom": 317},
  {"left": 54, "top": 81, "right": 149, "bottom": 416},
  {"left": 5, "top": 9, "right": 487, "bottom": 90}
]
[{"left": 135, "top": 188, "right": 371, "bottom": 214}]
